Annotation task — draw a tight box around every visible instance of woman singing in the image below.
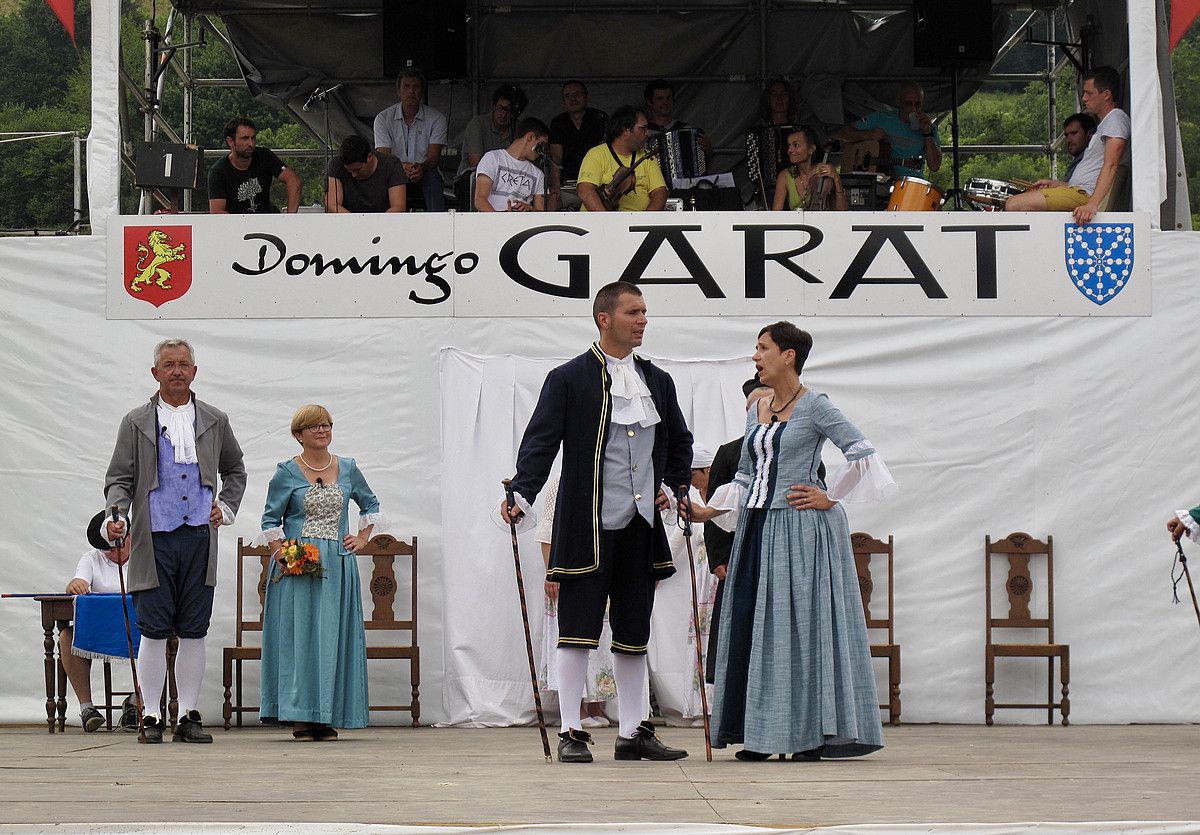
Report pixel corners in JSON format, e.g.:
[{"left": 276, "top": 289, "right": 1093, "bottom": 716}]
[
  {"left": 771, "top": 126, "right": 848, "bottom": 211},
  {"left": 258, "top": 404, "right": 386, "bottom": 740},
  {"left": 704, "top": 322, "right": 895, "bottom": 760}
]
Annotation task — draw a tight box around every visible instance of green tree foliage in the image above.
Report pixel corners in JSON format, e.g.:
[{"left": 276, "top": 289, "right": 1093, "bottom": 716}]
[{"left": 1170, "top": 28, "right": 1200, "bottom": 227}]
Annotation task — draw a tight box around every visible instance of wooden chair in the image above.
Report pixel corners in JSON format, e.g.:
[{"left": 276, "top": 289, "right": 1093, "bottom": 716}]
[
  {"left": 222, "top": 534, "right": 421, "bottom": 728},
  {"left": 222, "top": 538, "right": 270, "bottom": 728},
  {"left": 102, "top": 636, "right": 178, "bottom": 729},
  {"left": 985, "top": 532, "right": 1069, "bottom": 726},
  {"left": 851, "top": 532, "right": 901, "bottom": 724},
  {"left": 360, "top": 533, "right": 421, "bottom": 727}
]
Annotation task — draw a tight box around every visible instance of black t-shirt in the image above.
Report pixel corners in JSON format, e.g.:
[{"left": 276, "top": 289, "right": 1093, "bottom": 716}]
[
  {"left": 549, "top": 107, "right": 607, "bottom": 182},
  {"left": 207, "top": 147, "right": 285, "bottom": 213},
  {"left": 325, "top": 154, "right": 409, "bottom": 213}
]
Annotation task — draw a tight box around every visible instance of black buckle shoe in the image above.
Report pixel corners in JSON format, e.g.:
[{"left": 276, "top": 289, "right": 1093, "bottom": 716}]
[
  {"left": 557, "top": 728, "right": 594, "bottom": 763},
  {"left": 614, "top": 720, "right": 688, "bottom": 761},
  {"left": 142, "top": 714, "right": 164, "bottom": 744},
  {"left": 119, "top": 696, "right": 139, "bottom": 732},
  {"left": 80, "top": 706, "right": 103, "bottom": 733},
  {"left": 172, "top": 710, "right": 213, "bottom": 743}
]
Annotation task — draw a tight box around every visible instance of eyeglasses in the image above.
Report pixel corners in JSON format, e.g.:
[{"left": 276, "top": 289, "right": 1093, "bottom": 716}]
[{"left": 303, "top": 423, "right": 333, "bottom": 432}]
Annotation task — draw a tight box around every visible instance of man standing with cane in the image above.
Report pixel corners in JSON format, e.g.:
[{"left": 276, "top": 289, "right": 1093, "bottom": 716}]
[
  {"left": 103, "top": 338, "right": 246, "bottom": 744},
  {"left": 499, "top": 281, "right": 693, "bottom": 763}
]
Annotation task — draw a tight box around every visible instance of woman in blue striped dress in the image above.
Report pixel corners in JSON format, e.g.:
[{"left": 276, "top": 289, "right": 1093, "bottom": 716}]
[{"left": 705, "top": 322, "right": 897, "bottom": 760}]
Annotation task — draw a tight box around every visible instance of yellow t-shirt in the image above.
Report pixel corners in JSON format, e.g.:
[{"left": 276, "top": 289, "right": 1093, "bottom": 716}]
[{"left": 577, "top": 143, "right": 667, "bottom": 211}]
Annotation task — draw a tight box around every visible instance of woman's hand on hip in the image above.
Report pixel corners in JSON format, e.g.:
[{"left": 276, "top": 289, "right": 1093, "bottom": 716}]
[
  {"left": 786, "top": 484, "right": 835, "bottom": 511},
  {"left": 344, "top": 532, "right": 369, "bottom": 554}
]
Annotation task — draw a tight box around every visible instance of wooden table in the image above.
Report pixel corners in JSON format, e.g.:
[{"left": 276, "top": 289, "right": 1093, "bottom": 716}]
[{"left": 34, "top": 595, "right": 74, "bottom": 733}]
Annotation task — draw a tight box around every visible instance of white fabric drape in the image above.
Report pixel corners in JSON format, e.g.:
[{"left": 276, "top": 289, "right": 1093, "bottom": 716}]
[{"left": 437, "top": 348, "right": 752, "bottom": 726}]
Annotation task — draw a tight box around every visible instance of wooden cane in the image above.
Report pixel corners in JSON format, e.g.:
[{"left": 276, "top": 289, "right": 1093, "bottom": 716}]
[
  {"left": 501, "top": 480, "right": 553, "bottom": 763},
  {"left": 676, "top": 486, "right": 713, "bottom": 762},
  {"left": 1176, "top": 541, "right": 1200, "bottom": 633},
  {"left": 110, "top": 505, "right": 146, "bottom": 743}
]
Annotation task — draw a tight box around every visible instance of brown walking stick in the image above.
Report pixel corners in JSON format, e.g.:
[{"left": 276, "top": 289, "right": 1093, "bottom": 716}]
[
  {"left": 1172, "top": 539, "right": 1200, "bottom": 634},
  {"left": 501, "top": 480, "right": 553, "bottom": 762},
  {"left": 676, "top": 486, "right": 713, "bottom": 761},
  {"left": 111, "top": 505, "right": 146, "bottom": 743}
]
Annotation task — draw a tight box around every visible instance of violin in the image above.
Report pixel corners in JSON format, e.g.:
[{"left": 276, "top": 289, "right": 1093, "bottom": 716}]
[
  {"left": 809, "top": 145, "right": 838, "bottom": 211},
  {"left": 599, "top": 145, "right": 661, "bottom": 211}
]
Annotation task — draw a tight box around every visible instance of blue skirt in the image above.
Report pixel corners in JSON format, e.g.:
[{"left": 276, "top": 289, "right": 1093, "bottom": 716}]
[{"left": 711, "top": 507, "right": 883, "bottom": 757}]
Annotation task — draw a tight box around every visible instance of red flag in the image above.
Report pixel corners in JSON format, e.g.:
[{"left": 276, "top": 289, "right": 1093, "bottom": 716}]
[
  {"left": 1171, "top": 0, "right": 1200, "bottom": 50},
  {"left": 45, "top": 0, "right": 75, "bottom": 45}
]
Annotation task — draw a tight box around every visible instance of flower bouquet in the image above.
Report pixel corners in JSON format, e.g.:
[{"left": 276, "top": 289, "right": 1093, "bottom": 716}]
[{"left": 274, "top": 539, "right": 325, "bottom": 582}]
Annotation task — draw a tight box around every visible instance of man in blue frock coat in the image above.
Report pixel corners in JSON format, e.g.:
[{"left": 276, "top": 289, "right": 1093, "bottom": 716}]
[{"left": 501, "top": 281, "right": 694, "bottom": 763}]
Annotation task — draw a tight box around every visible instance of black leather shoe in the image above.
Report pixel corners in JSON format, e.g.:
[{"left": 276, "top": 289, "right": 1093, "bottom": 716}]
[
  {"left": 735, "top": 749, "right": 773, "bottom": 761},
  {"left": 142, "top": 715, "right": 164, "bottom": 744},
  {"left": 119, "top": 696, "right": 139, "bottom": 732},
  {"left": 791, "top": 747, "right": 823, "bottom": 761},
  {"left": 80, "top": 706, "right": 103, "bottom": 733},
  {"left": 172, "top": 710, "right": 213, "bottom": 743},
  {"left": 614, "top": 720, "right": 688, "bottom": 761},
  {"left": 557, "top": 729, "right": 594, "bottom": 763}
]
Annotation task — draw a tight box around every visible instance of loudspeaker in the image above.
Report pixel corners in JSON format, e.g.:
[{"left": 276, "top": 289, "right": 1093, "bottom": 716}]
[
  {"left": 133, "top": 142, "right": 203, "bottom": 189},
  {"left": 913, "top": 0, "right": 995, "bottom": 67},
  {"left": 382, "top": 0, "right": 468, "bottom": 79}
]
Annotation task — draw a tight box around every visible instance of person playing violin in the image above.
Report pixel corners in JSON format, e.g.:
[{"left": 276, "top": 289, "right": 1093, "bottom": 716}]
[
  {"left": 771, "top": 126, "right": 847, "bottom": 212},
  {"left": 576, "top": 106, "right": 668, "bottom": 212}
]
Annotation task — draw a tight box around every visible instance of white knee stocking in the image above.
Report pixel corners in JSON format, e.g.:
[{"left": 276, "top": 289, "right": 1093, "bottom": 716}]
[
  {"left": 554, "top": 647, "right": 588, "bottom": 734},
  {"left": 174, "top": 637, "right": 206, "bottom": 714},
  {"left": 136, "top": 637, "right": 168, "bottom": 719},
  {"left": 613, "top": 653, "right": 649, "bottom": 739}
]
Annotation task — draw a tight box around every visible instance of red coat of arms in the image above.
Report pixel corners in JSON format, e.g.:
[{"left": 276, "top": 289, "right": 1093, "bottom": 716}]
[{"left": 124, "top": 226, "right": 192, "bottom": 307}]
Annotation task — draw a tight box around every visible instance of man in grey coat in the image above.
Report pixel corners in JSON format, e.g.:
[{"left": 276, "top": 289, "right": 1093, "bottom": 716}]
[{"left": 103, "top": 338, "right": 246, "bottom": 743}]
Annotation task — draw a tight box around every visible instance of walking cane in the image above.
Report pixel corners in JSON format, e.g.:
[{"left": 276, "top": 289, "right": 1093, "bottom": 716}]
[
  {"left": 1172, "top": 539, "right": 1200, "bottom": 635},
  {"left": 501, "top": 480, "right": 553, "bottom": 763},
  {"left": 110, "top": 505, "right": 146, "bottom": 743},
  {"left": 676, "top": 486, "right": 713, "bottom": 762}
]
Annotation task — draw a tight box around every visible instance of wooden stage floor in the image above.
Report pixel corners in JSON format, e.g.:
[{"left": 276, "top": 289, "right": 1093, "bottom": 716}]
[{"left": 1, "top": 723, "right": 1197, "bottom": 829}]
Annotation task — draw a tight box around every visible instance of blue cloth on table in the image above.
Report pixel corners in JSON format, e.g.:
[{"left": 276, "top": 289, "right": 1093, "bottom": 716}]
[{"left": 72, "top": 594, "right": 140, "bottom": 661}]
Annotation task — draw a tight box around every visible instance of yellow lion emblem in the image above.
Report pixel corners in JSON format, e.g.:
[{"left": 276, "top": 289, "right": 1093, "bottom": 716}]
[{"left": 130, "top": 229, "right": 187, "bottom": 292}]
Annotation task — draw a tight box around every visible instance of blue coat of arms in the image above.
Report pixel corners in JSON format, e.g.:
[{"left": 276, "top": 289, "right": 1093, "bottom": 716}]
[{"left": 1065, "top": 224, "right": 1134, "bottom": 306}]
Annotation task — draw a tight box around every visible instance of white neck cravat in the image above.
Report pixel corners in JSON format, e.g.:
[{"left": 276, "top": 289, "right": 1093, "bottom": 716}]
[
  {"left": 604, "top": 350, "right": 660, "bottom": 428},
  {"left": 157, "top": 399, "right": 198, "bottom": 465}
]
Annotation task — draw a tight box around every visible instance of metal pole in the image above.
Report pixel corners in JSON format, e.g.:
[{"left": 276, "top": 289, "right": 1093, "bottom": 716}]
[
  {"left": 182, "top": 13, "right": 194, "bottom": 213},
  {"left": 72, "top": 133, "right": 82, "bottom": 231},
  {"left": 141, "top": 17, "right": 158, "bottom": 214},
  {"left": 1047, "top": 11, "right": 1057, "bottom": 180}
]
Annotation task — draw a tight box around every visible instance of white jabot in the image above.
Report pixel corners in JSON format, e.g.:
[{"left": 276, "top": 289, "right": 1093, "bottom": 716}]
[
  {"left": 157, "top": 398, "right": 198, "bottom": 464},
  {"left": 604, "top": 349, "right": 660, "bottom": 428}
]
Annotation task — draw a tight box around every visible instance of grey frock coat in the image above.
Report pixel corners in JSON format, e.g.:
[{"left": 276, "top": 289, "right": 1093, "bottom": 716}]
[{"left": 103, "top": 393, "right": 247, "bottom": 593}]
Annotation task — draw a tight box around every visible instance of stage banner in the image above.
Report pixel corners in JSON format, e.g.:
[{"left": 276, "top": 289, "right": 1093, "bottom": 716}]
[{"left": 106, "top": 211, "right": 1151, "bottom": 318}]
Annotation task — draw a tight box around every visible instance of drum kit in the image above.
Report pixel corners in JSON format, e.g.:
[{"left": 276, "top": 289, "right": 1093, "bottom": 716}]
[{"left": 883, "top": 174, "right": 1028, "bottom": 212}]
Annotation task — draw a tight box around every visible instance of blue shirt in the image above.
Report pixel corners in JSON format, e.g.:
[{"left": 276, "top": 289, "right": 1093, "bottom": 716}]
[{"left": 854, "top": 111, "right": 940, "bottom": 177}]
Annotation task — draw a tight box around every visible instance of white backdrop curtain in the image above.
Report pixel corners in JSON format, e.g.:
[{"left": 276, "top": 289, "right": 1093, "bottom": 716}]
[{"left": 437, "top": 348, "right": 752, "bottom": 726}]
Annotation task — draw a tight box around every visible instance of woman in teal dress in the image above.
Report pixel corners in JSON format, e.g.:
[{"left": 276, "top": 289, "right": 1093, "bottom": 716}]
[
  {"left": 704, "top": 322, "right": 896, "bottom": 760},
  {"left": 258, "top": 404, "right": 386, "bottom": 740}
]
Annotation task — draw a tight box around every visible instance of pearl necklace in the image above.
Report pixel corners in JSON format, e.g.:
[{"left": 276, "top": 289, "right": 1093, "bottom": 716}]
[{"left": 299, "top": 452, "right": 333, "bottom": 472}]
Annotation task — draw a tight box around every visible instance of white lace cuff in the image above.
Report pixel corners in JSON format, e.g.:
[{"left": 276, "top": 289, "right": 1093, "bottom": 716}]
[
  {"left": 706, "top": 482, "right": 746, "bottom": 532},
  {"left": 217, "top": 500, "right": 235, "bottom": 526},
  {"left": 842, "top": 439, "right": 876, "bottom": 462},
  {"left": 826, "top": 452, "right": 898, "bottom": 503},
  {"left": 1175, "top": 510, "right": 1200, "bottom": 544},
  {"left": 358, "top": 511, "right": 389, "bottom": 533},
  {"left": 253, "top": 527, "right": 285, "bottom": 547},
  {"left": 493, "top": 491, "right": 536, "bottom": 534}
]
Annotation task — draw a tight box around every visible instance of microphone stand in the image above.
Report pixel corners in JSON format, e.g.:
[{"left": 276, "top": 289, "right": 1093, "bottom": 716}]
[{"left": 304, "top": 84, "right": 342, "bottom": 185}]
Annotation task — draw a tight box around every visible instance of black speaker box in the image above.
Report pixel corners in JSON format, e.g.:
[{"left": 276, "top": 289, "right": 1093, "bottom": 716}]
[
  {"left": 913, "top": 0, "right": 995, "bottom": 67},
  {"left": 382, "top": 0, "right": 468, "bottom": 79},
  {"left": 133, "top": 142, "right": 203, "bottom": 189}
]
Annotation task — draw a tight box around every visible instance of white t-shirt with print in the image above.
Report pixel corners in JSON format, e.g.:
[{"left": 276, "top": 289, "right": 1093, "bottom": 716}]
[{"left": 476, "top": 149, "right": 545, "bottom": 211}]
